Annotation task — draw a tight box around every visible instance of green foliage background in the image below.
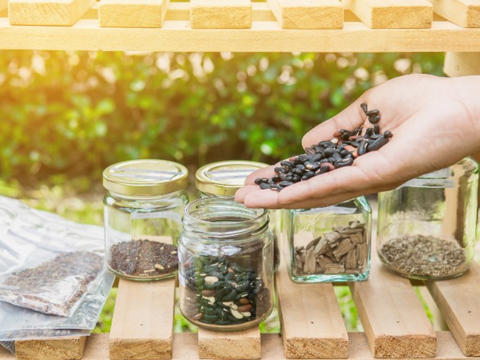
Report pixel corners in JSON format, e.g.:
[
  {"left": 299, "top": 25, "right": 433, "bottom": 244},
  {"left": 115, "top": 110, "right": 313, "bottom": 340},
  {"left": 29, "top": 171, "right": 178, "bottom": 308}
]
[
  {"left": 0, "top": 51, "right": 445, "bottom": 190},
  {"left": 0, "top": 51, "right": 445, "bottom": 333}
]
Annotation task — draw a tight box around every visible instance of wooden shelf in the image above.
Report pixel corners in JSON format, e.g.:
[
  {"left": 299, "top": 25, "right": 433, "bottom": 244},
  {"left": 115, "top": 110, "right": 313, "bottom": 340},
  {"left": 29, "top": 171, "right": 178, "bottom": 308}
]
[
  {"left": 3, "top": 259, "right": 480, "bottom": 360},
  {"left": 0, "top": 1, "right": 480, "bottom": 52}
]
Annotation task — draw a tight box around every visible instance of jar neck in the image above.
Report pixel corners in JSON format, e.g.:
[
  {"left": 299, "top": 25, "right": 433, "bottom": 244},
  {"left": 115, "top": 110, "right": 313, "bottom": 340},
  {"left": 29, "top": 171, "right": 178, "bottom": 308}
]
[
  {"left": 107, "top": 189, "right": 185, "bottom": 201},
  {"left": 183, "top": 198, "right": 269, "bottom": 241}
]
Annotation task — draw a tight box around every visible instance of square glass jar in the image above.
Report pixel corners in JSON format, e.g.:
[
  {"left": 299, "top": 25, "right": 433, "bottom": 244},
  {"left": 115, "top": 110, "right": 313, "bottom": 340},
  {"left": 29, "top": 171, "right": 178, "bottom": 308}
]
[
  {"left": 377, "top": 158, "right": 479, "bottom": 280},
  {"left": 287, "top": 197, "right": 372, "bottom": 283}
]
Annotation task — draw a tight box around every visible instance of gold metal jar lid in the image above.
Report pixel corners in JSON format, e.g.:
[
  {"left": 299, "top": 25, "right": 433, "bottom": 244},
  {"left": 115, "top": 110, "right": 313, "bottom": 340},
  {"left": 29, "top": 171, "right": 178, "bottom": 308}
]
[
  {"left": 196, "top": 160, "right": 268, "bottom": 196},
  {"left": 103, "top": 159, "right": 188, "bottom": 196}
]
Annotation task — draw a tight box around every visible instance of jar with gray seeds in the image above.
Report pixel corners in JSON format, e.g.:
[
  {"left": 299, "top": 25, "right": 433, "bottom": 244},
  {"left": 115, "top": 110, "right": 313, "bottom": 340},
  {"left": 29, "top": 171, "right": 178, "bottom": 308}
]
[{"left": 377, "top": 158, "right": 479, "bottom": 280}]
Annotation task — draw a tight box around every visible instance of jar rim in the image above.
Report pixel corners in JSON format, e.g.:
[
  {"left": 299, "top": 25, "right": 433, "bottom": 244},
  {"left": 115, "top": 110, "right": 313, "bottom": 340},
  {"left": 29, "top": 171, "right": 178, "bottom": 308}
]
[
  {"left": 195, "top": 160, "right": 268, "bottom": 196},
  {"left": 182, "top": 198, "right": 269, "bottom": 240}
]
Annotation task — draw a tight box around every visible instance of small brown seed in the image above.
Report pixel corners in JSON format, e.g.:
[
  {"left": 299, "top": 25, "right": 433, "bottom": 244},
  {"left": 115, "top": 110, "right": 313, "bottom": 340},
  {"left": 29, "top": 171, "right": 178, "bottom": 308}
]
[
  {"left": 238, "top": 298, "right": 250, "bottom": 305},
  {"left": 238, "top": 304, "right": 253, "bottom": 312},
  {"left": 202, "top": 290, "right": 217, "bottom": 297},
  {"left": 193, "top": 313, "right": 203, "bottom": 320}
]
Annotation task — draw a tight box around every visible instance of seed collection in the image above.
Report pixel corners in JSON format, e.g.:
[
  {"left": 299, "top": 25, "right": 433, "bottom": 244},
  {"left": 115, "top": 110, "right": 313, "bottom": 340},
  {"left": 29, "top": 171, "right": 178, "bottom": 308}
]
[
  {"left": 254, "top": 103, "right": 392, "bottom": 191},
  {"left": 108, "top": 240, "right": 178, "bottom": 279},
  {"left": 294, "top": 221, "right": 368, "bottom": 276},
  {"left": 181, "top": 256, "right": 272, "bottom": 328},
  {"left": 380, "top": 235, "right": 469, "bottom": 278},
  {"left": 0, "top": 251, "right": 103, "bottom": 317}
]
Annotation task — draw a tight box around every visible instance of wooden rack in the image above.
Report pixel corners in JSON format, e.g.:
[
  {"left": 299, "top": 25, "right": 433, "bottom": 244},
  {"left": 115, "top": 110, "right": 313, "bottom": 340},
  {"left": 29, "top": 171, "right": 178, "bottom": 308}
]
[
  {"left": 1, "top": 250, "right": 480, "bottom": 360},
  {"left": 0, "top": 0, "right": 479, "bottom": 52}
]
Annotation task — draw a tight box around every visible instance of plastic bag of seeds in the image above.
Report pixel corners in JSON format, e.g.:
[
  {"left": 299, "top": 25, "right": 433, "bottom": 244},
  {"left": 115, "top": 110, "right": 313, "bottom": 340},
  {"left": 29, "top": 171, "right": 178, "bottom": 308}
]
[
  {"left": 0, "top": 195, "right": 108, "bottom": 317},
  {"left": 0, "top": 270, "right": 114, "bottom": 341}
]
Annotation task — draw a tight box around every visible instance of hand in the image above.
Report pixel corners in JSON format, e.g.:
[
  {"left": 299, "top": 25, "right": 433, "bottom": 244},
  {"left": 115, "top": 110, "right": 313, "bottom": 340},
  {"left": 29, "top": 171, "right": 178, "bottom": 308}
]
[{"left": 236, "top": 74, "right": 480, "bottom": 209}]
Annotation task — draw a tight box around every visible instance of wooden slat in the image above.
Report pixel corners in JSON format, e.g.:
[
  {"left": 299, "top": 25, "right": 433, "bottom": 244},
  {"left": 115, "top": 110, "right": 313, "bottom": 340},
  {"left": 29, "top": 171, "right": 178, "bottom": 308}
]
[
  {"left": 109, "top": 278, "right": 175, "bottom": 360},
  {"left": 2, "top": 332, "right": 477, "bottom": 360},
  {"left": 8, "top": 0, "right": 96, "bottom": 25},
  {"left": 350, "top": 258, "right": 437, "bottom": 358},
  {"left": 427, "top": 0, "right": 480, "bottom": 27},
  {"left": 444, "top": 52, "right": 480, "bottom": 76},
  {"left": 80, "top": 2, "right": 361, "bottom": 23},
  {"left": 266, "top": 0, "right": 343, "bottom": 29},
  {"left": 190, "top": 0, "right": 252, "bottom": 29},
  {"left": 98, "top": 0, "right": 169, "bottom": 28},
  {"left": 341, "top": 0, "right": 433, "bottom": 28},
  {"left": 198, "top": 328, "right": 261, "bottom": 359},
  {"left": 426, "top": 262, "right": 480, "bottom": 356},
  {"left": 276, "top": 263, "right": 348, "bottom": 359},
  {"left": 13, "top": 337, "right": 87, "bottom": 360},
  {"left": 2, "top": 19, "right": 480, "bottom": 52}
]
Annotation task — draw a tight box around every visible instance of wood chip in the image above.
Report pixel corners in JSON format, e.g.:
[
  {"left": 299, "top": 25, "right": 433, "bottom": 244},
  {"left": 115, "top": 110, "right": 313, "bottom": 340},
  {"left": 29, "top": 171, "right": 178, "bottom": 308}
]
[
  {"left": 346, "top": 249, "right": 358, "bottom": 270},
  {"left": 314, "top": 238, "right": 329, "bottom": 255},
  {"left": 333, "top": 239, "right": 354, "bottom": 258}
]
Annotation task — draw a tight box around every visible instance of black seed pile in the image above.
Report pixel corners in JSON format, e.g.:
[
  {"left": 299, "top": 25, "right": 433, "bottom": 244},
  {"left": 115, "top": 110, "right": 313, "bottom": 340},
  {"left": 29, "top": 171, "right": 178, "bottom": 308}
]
[
  {"left": 181, "top": 256, "right": 271, "bottom": 327},
  {"left": 109, "top": 240, "right": 178, "bottom": 278},
  {"left": 255, "top": 103, "right": 393, "bottom": 191}
]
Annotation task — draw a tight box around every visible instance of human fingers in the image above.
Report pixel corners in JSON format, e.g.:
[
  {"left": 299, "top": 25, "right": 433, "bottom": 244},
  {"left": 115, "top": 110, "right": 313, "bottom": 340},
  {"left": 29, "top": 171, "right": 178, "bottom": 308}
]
[
  {"left": 241, "top": 188, "right": 281, "bottom": 209},
  {"left": 235, "top": 185, "right": 261, "bottom": 203}
]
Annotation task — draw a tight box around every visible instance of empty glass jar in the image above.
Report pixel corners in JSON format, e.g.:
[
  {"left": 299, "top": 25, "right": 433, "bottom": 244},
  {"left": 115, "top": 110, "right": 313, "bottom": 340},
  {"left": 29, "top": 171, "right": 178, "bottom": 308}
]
[
  {"left": 196, "top": 160, "right": 280, "bottom": 271},
  {"left": 178, "top": 198, "right": 274, "bottom": 331},
  {"left": 103, "top": 159, "right": 188, "bottom": 281},
  {"left": 287, "top": 198, "right": 372, "bottom": 283},
  {"left": 377, "top": 158, "right": 479, "bottom": 280}
]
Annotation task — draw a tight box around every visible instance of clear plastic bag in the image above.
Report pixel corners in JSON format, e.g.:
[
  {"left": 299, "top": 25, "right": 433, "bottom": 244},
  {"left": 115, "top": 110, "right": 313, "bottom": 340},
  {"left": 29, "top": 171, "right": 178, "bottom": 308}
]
[
  {"left": 0, "top": 270, "right": 114, "bottom": 341},
  {"left": 0, "top": 196, "right": 107, "bottom": 317},
  {"left": 0, "top": 195, "right": 114, "bottom": 337}
]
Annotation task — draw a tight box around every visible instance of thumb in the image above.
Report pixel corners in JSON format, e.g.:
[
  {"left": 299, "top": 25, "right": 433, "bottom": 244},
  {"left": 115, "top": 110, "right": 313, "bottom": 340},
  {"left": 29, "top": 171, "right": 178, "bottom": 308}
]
[{"left": 301, "top": 95, "right": 370, "bottom": 149}]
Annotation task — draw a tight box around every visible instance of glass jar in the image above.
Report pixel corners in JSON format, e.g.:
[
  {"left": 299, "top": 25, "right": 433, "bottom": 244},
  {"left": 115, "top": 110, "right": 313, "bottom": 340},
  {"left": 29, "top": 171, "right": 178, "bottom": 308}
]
[
  {"left": 196, "top": 160, "right": 280, "bottom": 271},
  {"left": 103, "top": 159, "right": 189, "bottom": 281},
  {"left": 377, "top": 158, "right": 479, "bottom": 280},
  {"left": 287, "top": 198, "right": 372, "bottom": 283},
  {"left": 178, "top": 198, "right": 274, "bottom": 331}
]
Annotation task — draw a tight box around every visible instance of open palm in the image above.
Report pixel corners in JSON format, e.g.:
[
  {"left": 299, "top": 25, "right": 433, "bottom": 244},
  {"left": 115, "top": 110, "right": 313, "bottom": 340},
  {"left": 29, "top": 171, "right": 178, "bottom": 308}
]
[{"left": 236, "top": 74, "right": 480, "bottom": 209}]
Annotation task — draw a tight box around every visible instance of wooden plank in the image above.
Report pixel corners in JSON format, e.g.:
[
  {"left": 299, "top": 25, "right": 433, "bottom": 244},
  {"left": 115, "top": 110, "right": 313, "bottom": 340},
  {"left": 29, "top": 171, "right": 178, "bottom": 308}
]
[
  {"left": 190, "top": 0, "right": 252, "bottom": 29},
  {"left": 444, "top": 52, "right": 480, "bottom": 76},
  {"left": 8, "top": 0, "right": 96, "bottom": 25},
  {"left": 2, "top": 332, "right": 475, "bottom": 360},
  {"left": 109, "top": 278, "right": 175, "bottom": 360},
  {"left": 99, "top": 0, "right": 169, "bottom": 28},
  {"left": 426, "top": 0, "right": 480, "bottom": 27},
  {"left": 426, "top": 262, "right": 480, "bottom": 356},
  {"left": 350, "top": 258, "right": 437, "bottom": 358},
  {"left": 341, "top": 0, "right": 433, "bottom": 28},
  {"left": 2, "top": 19, "right": 480, "bottom": 52},
  {"left": 198, "top": 328, "right": 261, "bottom": 359},
  {"left": 14, "top": 337, "right": 87, "bottom": 360},
  {"left": 276, "top": 263, "right": 348, "bottom": 359},
  {"left": 266, "top": 0, "right": 343, "bottom": 29}
]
